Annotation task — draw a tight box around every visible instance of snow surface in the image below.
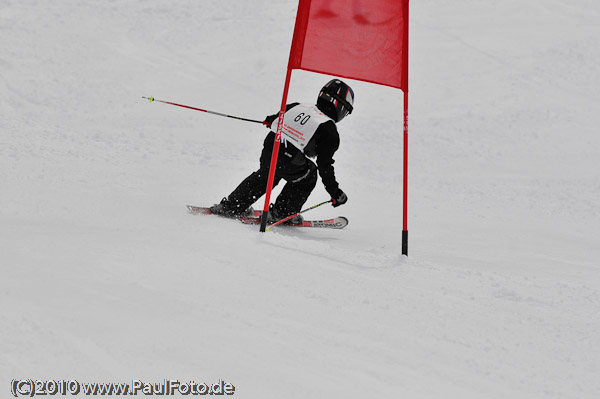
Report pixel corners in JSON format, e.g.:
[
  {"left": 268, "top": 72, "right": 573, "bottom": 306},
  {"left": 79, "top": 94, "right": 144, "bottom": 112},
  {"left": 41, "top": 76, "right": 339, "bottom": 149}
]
[{"left": 1, "top": 0, "right": 599, "bottom": 397}]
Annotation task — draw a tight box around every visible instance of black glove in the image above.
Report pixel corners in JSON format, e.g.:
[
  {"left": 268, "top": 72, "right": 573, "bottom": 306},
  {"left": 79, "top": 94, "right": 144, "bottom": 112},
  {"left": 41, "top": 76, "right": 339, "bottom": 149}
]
[
  {"left": 331, "top": 189, "right": 348, "bottom": 207},
  {"left": 262, "top": 119, "right": 272, "bottom": 128}
]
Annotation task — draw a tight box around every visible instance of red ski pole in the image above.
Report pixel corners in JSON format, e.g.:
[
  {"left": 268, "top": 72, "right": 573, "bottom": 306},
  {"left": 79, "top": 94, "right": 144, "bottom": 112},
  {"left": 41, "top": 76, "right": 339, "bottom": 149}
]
[
  {"left": 268, "top": 200, "right": 333, "bottom": 228},
  {"left": 142, "top": 96, "right": 263, "bottom": 124}
]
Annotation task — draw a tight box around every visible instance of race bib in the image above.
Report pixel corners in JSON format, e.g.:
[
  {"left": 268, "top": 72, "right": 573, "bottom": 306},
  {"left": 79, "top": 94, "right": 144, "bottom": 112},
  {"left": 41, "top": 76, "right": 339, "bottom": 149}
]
[{"left": 271, "top": 104, "right": 333, "bottom": 152}]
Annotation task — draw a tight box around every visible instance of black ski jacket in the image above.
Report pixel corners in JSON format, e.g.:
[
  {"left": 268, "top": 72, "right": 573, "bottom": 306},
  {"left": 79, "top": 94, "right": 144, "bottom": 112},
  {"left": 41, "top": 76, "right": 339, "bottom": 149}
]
[{"left": 264, "top": 103, "right": 341, "bottom": 196}]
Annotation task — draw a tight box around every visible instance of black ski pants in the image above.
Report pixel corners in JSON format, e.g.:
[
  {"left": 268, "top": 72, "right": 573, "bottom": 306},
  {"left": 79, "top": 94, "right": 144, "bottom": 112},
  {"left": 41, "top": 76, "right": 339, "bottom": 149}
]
[{"left": 226, "top": 132, "right": 317, "bottom": 216}]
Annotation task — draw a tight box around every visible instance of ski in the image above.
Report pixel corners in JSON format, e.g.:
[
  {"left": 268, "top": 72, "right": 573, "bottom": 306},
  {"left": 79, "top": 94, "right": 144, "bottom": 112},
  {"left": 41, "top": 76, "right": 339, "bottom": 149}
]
[
  {"left": 240, "top": 215, "right": 348, "bottom": 229},
  {"left": 186, "top": 205, "right": 261, "bottom": 218},
  {"left": 187, "top": 205, "right": 213, "bottom": 215},
  {"left": 186, "top": 205, "right": 348, "bottom": 229}
]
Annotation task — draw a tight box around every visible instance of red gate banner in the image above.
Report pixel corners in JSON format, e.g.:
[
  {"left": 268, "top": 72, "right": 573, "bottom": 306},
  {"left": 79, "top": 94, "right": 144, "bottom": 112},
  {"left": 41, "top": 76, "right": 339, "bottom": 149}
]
[{"left": 289, "top": 0, "right": 408, "bottom": 91}]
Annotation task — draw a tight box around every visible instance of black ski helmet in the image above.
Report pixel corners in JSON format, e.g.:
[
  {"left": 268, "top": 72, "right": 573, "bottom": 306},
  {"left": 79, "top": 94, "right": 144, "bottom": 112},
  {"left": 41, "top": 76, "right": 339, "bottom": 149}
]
[{"left": 317, "top": 79, "right": 354, "bottom": 122}]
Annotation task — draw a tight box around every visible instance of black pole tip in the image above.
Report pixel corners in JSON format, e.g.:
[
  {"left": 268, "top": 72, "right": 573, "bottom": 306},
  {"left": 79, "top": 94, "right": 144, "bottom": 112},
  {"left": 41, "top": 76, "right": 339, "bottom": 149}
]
[{"left": 259, "top": 212, "right": 269, "bottom": 232}]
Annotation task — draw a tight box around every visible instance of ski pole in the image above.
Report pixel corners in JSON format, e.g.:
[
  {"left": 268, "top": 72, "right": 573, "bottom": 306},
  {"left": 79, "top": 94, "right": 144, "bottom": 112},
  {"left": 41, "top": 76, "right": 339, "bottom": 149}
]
[
  {"left": 269, "top": 200, "right": 333, "bottom": 228},
  {"left": 142, "top": 96, "right": 263, "bottom": 124}
]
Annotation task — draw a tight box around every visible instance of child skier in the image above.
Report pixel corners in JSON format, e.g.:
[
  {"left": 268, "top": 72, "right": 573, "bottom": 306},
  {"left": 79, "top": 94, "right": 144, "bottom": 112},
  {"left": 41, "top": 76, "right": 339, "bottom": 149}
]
[{"left": 210, "top": 79, "right": 353, "bottom": 224}]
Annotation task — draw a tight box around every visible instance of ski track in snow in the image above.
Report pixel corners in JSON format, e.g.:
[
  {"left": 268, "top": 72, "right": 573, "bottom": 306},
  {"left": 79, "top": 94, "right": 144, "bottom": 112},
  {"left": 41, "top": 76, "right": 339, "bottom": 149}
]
[{"left": 1, "top": 0, "right": 599, "bottom": 398}]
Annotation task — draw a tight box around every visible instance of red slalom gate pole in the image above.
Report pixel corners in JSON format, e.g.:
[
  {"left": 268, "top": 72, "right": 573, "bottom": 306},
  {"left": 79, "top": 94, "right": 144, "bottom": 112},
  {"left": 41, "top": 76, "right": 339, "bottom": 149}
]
[
  {"left": 142, "top": 96, "right": 263, "bottom": 124},
  {"left": 259, "top": 68, "right": 293, "bottom": 232},
  {"left": 402, "top": 90, "right": 408, "bottom": 256},
  {"left": 402, "top": 0, "right": 410, "bottom": 256}
]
